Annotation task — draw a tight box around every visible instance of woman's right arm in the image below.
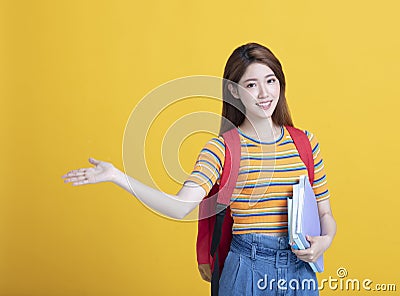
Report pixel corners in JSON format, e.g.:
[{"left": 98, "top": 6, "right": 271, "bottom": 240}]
[
  {"left": 62, "top": 157, "right": 206, "bottom": 220},
  {"left": 112, "top": 167, "right": 206, "bottom": 219}
]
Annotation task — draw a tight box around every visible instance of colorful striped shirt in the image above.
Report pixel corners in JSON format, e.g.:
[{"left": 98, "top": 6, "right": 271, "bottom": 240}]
[{"left": 184, "top": 126, "right": 330, "bottom": 234}]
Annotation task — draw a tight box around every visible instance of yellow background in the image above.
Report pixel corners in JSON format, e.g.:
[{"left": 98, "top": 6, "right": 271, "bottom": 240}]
[{"left": 1, "top": 0, "right": 399, "bottom": 295}]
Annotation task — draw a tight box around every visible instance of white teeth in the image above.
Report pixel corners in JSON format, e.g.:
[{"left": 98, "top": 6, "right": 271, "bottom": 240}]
[{"left": 257, "top": 101, "right": 272, "bottom": 106}]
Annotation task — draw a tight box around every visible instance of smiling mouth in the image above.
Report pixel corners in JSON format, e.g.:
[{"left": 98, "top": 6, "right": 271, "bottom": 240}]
[{"left": 256, "top": 100, "right": 273, "bottom": 110}]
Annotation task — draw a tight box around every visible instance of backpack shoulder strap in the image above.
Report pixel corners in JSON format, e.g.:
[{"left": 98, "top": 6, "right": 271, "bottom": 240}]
[
  {"left": 197, "top": 128, "right": 240, "bottom": 218},
  {"left": 285, "top": 125, "right": 314, "bottom": 185},
  {"left": 216, "top": 128, "right": 241, "bottom": 206},
  {"left": 210, "top": 127, "right": 241, "bottom": 296}
]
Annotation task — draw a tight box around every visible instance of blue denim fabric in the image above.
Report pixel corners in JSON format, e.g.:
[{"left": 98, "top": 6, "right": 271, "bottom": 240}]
[{"left": 219, "top": 233, "right": 319, "bottom": 296}]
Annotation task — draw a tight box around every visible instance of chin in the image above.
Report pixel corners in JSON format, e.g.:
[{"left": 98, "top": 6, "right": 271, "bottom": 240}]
[
  {"left": 261, "top": 109, "right": 276, "bottom": 118},
  {"left": 254, "top": 113, "right": 273, "bottom": 120}
]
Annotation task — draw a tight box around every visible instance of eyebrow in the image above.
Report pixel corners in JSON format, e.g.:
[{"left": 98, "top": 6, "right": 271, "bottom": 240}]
[{"left": 242, "top": 74, "right": 276, "bottom": 83}]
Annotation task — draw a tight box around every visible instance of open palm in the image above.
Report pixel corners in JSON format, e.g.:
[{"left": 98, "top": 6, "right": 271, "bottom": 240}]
[{"left": 62, "top": 157, "right": 116, "bottom": 186}]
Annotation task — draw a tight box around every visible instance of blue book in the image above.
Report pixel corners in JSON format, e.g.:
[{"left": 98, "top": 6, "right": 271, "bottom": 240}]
[{"left": 288, "top": 175, "right": 324, "bottom": 273}]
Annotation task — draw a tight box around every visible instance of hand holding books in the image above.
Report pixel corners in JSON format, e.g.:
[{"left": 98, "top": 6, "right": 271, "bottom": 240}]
[
  {"left": 291, "top": 234, "right": 332, "bottom": 267},
  {"left": 287, "top": 175, "right": 324, "bottom": 272}
]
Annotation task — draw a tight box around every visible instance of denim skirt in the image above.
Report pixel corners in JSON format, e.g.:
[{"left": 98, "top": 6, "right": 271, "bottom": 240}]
[{"left": 218, "top": 233, "right": 319, "bottom": 296}]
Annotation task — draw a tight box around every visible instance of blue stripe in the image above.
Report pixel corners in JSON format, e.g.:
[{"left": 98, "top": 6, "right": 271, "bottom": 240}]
[
  {"left": 192, "top": 171, "right": 213, "bottom": 188},
  {"left": 278, "top": 140, "right": 294, "bottom": 146},
  {"left": 314, "top": 175, "right": 326, "bottom": 184},
  {"left": 314, "top": 159, "right": 323, "bottom": 169},
  {"left": 197, "top": 159, "right": 220, "bottom": 177},
  {"left": 231, "top": 196, "right": 287, "bottom": 203},
  {"left": 233, "top": 226, "right": 287, "bottom": 231},
  {"left": 315, "top": 189, "right": 329, "bottom": 198},
  {"left": 236, "top": 182, "right": 297, "bottom": 189},
  {"left": 312, "top": 143, "right": 319, "bottom": 154},
  {"left": 213, "top": 137, "right": 225, "bottom": 149},
  {"left": 232, "top": 212, "right": 287, "bottom": 217},
  {"left": 241, "top": 153, "right": 300, "bottom": 161},
  {"left": 241, "top": 143, "right": 257, "bottom": 147},
  {"left": 238, "top": 126, "right": 284, "bottom": 144},
  {"left": 202, "top": 148, "right": 222, "bottom": 167}
]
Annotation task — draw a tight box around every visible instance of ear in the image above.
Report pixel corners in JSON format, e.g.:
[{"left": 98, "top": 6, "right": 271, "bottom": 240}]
[{"left": 228, "top": 83, "right": 240, "bottom": 99}]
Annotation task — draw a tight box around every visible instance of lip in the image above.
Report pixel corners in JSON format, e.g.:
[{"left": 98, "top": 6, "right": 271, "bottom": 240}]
[{"left": 256, "top": 100, "right": 273, "bottom": 110}]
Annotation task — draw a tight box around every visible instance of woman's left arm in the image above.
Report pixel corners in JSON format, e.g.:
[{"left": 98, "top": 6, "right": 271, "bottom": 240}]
[
  {"left": 292, "top": 199, "right": 337, "bottom": 263},
  {"left": 317, "top": 198, "right": 337, "bottom": 248}
]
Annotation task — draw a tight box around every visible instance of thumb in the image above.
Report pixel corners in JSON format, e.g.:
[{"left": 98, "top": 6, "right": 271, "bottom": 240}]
[
  {"left": 306, "top": 235, "right": 316, "bottom": 243},
  {"left": 89, "top": 157, "right": 101, "bottom": 165}
]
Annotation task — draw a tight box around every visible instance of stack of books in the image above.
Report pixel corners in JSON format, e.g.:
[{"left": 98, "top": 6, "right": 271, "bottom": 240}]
[{"left": 287, "top": 175, "right": 324, "bottom": 273}]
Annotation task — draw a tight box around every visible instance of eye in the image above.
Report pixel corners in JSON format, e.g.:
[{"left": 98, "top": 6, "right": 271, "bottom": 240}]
[
  {"left": 267, "top": 78, "right": 277, "bottom": 84},
  {"left": 246, "top": 82, "right": 256, "bottom": 88}
]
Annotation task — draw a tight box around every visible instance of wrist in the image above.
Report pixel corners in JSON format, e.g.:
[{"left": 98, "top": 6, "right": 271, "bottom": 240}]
[
  {"left": 110, "top": 167, "right": 124, "bottom": 184},
  {"left": 321, "top": 234, "right": 333, "bottom": 250}
]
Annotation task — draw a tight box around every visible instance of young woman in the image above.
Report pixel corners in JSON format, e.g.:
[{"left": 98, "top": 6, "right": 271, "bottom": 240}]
[{"left": 62, "top": 42, "right": 336, "bottom": 296}]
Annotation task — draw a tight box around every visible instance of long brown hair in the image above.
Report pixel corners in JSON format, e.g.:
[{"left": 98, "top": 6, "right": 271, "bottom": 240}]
[{"left": 219, "top": 43, "right": 294, "bottom": 135}]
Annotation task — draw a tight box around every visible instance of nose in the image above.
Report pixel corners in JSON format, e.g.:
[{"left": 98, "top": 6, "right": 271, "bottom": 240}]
[{"left": 258, "top": 83, "right": 269, "bottom": 99}]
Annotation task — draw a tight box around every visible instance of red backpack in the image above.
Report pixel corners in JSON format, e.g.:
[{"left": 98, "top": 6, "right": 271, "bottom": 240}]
[{"left": 196, "top": 125, "right": 315, "bottom": 296}]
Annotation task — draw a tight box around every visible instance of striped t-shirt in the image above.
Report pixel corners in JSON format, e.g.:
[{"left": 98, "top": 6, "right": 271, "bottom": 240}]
[{"left": 184, "top": 126, "right": 330, "bottom": 234}]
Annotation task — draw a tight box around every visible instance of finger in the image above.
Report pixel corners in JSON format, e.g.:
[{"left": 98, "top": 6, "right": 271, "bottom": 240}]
[
  {"left": 64, "top": 175, "right": 88, "bottom": 184},
  {"left": 72, "top": 175, "right": 90, "bottom": 186},
  {"left": 89, "top": 157, "right": 101, "bottom": 165},
  {"left": 72, "top": 179, "right": 89, "bottom": 186},
  {"left": 294, "top": 251, "right": 312, "bottom": 261},
  {"left": 306, "top": 235, "right": 316, "bottom": 243},
  {"left": 202, "top": 272, "right": 211, "bottom": 282},
  {"left": 299, "top": 252, "right": 316, "bottom": 262},
  {"left": 292, "top": 248, "right": 308, "bottom": 255},
  {"left": 62, "top": 168, "right": 87, "bottom": 178},
  {"left": 199, "top": 270, "right": 207, "bottom": 281},
  {"left": 295, "top": 251, "right": 310, "bottom": 257},
  {"left": 298, "top": 248, "right": 315, "bottom": 261}
]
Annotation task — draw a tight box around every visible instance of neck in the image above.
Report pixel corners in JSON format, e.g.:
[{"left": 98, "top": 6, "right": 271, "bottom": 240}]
[{"left": 238, "top": 117, "right": 282, "bottom": 141}]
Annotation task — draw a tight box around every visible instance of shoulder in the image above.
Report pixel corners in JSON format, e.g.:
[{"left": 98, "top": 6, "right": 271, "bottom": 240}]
[
  {"left": 204, "top": 136, "right": 225, "bottom": 152},
  {"left": 285, "top": 126, "right": 315, "bottom": 140},
  {"left": 299, "top": 128, "right": 321, "bottom": 152},
  {"left": 303, "top": 129, "right": 315, "bottom": 140},
  {"left": 286, "top": 125, "right": 320, "bottom": 148},
  {"left": 199, "top": 136, "right": 226, "bottom": 165}
]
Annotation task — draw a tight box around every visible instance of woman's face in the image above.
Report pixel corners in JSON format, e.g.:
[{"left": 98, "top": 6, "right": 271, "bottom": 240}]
[{"left": 230, "top": 62, "right": 280, "bottom": 120}]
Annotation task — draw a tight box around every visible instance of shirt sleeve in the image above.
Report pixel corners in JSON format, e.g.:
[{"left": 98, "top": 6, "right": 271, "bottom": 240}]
[
  {"left": 183, "top": 136, "right": 225, "bottom": 196},
  {"left": 304, "top": 130, "right": 331, "bottom": 202}
]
